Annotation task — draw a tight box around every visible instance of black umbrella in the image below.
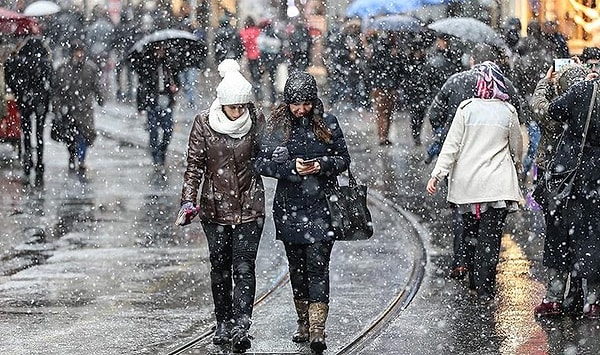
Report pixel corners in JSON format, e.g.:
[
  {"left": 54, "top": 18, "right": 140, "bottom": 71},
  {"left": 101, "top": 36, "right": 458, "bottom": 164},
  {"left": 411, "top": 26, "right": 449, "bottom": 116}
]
[
  {"left": 126, "top": 29, "right": 207, "bottom": 72},
  {"left": 427, "top": 17, "right": 506, "bottom": 48}
]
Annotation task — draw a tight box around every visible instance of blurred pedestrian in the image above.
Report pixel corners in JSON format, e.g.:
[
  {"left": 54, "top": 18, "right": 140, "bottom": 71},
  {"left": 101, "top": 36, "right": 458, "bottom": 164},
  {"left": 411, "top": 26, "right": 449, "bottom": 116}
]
[
  {"left": 286, "top": 17, "right": 312, "bottom": 71},
  {"left": 53, "top": 41, "right": 104, "bottom": 180},
  {"left": 425, "top": 43, "right": 527, "bottom": 280},
  {"left": 239, "top": 17, "right": 262, "bottom": 101},
  {"left": 112, "top": 9, "right": 141, "bottom": 103},
  {"left": 4, "top": 36, "right": 54, "bottom": 186},
  {"left": 178, "top": 19, "right": 207, "bottom": 110},
  {"left": 256, "top": 71, "right": 351, "bottom": 354},
  {"left": 257, "top": 19, "right": 283, "bottom": 105},
  {"left": 83, "top": 5, "right": 114, "bottom": 92},
  {"left": 214, "top": 15, "right": 243, "bottom": 64},
  {"left": 427, "top": 61, "right": 523, "bottom": 301},
  {"left": 531, "top": 63, "right": 591, "bottom": 317},
  {"left": 548, "top": 74, "right": 600, "bottom": 319},
  {"left": 177, "top": 59, "right": 265, "bottom": 352},
  {"left": 580, "top": 46, "right": 600, "bottom": 73},
  {"left": 364, "top": 30, "right": 407, "bottom": 146},
  {"left": 135, "top": 43, "right": 180, "bottom": 171}
]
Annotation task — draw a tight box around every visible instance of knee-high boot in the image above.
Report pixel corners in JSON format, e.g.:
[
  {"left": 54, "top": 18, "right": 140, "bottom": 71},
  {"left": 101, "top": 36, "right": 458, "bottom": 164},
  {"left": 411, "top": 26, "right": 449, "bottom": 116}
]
[
  {"left": 292, "top": 299, "right": 309, "bottom": 342},
  {"left": 309, "top": 302, "right": 328, "bottom": 353}
]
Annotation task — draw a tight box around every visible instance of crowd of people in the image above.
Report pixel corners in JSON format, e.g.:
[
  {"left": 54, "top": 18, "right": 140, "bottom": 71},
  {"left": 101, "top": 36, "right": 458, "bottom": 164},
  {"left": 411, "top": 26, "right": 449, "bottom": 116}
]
[{"left": 4, "top": 3, "right": 600, "bottom": 352}]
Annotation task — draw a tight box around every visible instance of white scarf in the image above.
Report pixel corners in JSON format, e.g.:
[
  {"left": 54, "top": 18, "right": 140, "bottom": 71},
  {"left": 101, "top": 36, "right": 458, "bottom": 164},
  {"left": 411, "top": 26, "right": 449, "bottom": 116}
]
[{"left": 208, "top": 99, "right": 252, "bottom": 139}]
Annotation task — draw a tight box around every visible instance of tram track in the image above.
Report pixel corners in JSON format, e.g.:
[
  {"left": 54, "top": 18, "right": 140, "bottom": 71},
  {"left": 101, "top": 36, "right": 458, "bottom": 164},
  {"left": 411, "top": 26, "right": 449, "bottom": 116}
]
[{"left": 165, "top": 190, "right": 427, "bottom": 355}]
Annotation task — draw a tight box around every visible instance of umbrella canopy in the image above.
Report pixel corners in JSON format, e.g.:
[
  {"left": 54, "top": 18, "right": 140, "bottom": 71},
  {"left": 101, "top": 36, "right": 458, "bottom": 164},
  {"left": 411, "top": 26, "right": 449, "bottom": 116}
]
[
  {"left": 367, "top": 15, "right": 424, "bottom": 32},
  {"left": 347, "top": 0, "right": 462, "bottom": 18},
  {"left": 23, "top": 1, "right": 61, "bottom": 17},
  {"left": 126, "top": 29, "right": 207, "bottom": 72},
  {"left": 0, "top": 8, "right": 40, "bottom": 35},
  {"left": 427, "top": 17, "right": 506, "bottom": 48}
]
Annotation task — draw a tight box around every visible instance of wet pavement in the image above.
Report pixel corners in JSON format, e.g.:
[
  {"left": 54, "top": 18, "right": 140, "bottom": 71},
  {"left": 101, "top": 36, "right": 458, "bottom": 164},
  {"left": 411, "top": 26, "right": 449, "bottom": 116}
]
[{"left": 1, "top": 73, "right": 600, "bottom": 354}]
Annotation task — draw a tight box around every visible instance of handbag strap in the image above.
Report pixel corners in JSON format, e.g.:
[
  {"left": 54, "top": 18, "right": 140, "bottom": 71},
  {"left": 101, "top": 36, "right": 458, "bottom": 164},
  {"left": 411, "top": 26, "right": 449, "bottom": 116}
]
[
  {"left": 347, "top": 168, "right": 357, "bottom": 187},
  {"left": 575, "top": 81, "right": 598, "bottom": 168}
]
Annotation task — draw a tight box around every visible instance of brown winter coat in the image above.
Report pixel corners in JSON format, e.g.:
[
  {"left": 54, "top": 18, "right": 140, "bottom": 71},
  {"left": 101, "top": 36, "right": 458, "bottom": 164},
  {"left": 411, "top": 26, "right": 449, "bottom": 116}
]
[
  {"left": 181, "top": 106, "right": 265, "bottom": 225},
  {"left": 53, "top": 58, "right": 104, "bottom": 145}
]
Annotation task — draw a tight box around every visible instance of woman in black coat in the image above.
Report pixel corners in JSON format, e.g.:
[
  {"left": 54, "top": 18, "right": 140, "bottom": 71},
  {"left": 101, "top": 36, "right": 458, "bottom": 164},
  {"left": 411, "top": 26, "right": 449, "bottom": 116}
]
[
  {"left": 256, "top": 71, "right": 350, "bottom": 353},
  {"left": 548, "top": 77, "right": 600, "bottom": 319}
]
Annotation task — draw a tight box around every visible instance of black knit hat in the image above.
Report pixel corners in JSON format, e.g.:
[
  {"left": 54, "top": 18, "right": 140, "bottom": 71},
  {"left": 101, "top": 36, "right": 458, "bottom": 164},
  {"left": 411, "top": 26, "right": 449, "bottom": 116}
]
[
  {"left": 581, "top": 47, "right": 600, "bottom": 62},
  {"left": 283, "top": 71, "right": 318, "bottom": 104}
]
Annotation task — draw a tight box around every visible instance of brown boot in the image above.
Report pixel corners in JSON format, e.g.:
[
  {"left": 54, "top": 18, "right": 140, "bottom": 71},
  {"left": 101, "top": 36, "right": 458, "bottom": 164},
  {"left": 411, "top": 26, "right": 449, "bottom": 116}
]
[
  {"left": 309, "top": 302, "right": 328, "bottom": 353},
  {"left": 292, "top": 299, "right": 309, "bottom": 342}
]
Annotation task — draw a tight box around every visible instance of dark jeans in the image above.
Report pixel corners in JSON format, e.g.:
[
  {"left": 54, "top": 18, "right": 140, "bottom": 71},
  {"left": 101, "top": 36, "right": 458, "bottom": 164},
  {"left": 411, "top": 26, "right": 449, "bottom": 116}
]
[
  {"left": 18, "top": 103, "right": 47, "bottom": 175},
  {"left": 147, "top": 105, "right": 173, "bottom": 165},
  {"left": 202, "top": 221, "right": 263, "bottom": 325},
  {"left": 284, "top": 241, "right": 334, "bottom": 304},
  {"left": 463, "top": 208, "right": 508, "bottom": 297}
]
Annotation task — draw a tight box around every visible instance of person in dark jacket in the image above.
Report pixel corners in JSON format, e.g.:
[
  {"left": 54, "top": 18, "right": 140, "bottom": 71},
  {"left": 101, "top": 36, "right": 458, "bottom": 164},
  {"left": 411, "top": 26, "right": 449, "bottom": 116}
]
[
  {"left": 214, "top": 16, "right": 244, "bottom": 64},
  {"left": 53, "top": 40, "right": 104, "bottom": 180},
  {"left": 177, "top": 59, "right": 265, "bottom": 353},
  {"left": 425, "top": 43, "right": 527, "bottom": 280},
  {"left": 135, "top": 43, "right": 180, "bottom": 170},
  {"left": 548, "top": 77, "right": 600, "bottom": 319},
  {"left": 256, "top": 71, "right": 350, "bottom": 354},
  {"left": 5, "top": 36, "right": 54, "bottom": 186},
  {"left": 365, "top": 30, "right": 407, "bottom": 146},
  {"left": 531, "top": 64, "right": 591, "bottom": 318}
]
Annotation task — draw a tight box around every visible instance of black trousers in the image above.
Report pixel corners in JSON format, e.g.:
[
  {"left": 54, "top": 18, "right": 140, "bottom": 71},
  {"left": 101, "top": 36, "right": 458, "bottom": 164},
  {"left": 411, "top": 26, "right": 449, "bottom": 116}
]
[
  {"left": 203, "top": 221, "right": 263, "bottom": 325},
  {"left": 284, "top": 241, "right": 334, "bottom": 304},
  {"left": 463, "top": 208, "right": 508, "bottom": 297}
]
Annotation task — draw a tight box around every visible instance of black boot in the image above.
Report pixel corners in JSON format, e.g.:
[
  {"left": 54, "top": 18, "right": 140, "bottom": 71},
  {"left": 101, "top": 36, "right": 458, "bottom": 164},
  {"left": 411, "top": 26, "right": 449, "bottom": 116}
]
[
  {"left": 212, "top": 321, "right": 231, "bottom": 345},
  {"left": 34, "top": 164, "right": 44, "bottom": 187},
  {"left": 231, "top": 317, "right": 251, "bottom": 353}
]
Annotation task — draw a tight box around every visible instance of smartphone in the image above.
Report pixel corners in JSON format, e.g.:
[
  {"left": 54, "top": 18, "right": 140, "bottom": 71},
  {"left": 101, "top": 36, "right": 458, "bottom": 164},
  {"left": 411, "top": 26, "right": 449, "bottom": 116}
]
[
  {"left": 554, "top": 58, "right": 574, "bottom": 72},
  {"left": 301, "top": 158, "right": 317, "bottom": 165}
]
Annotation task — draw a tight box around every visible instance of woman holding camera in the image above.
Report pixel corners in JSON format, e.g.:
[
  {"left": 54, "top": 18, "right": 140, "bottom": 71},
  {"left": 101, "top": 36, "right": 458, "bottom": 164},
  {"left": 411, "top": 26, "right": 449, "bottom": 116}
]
[
  {"left": 177, "top": 59, "right": 265, "bottom": 353},
  {"left": 256, "top": 71, "right": 350, "bottom": 354}
]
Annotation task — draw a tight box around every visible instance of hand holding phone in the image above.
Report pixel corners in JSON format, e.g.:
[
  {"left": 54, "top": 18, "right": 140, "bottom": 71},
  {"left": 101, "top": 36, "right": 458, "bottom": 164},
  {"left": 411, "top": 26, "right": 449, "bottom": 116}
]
[
  {"left": 554, "top": 58, "right": 574, "bottom": 72},
  {"left": 300, "top": 158, "right": 317, "bottom": 165}
]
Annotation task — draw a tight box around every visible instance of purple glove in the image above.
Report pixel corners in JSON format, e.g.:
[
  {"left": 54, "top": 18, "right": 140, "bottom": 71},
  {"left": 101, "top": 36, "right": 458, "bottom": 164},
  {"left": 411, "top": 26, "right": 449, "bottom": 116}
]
[
  {"left": 272, "top": 146, "right": 289, "bottom": 163},
  {"left": 175, "top": 201, "right": 199, "bottom": 226}
]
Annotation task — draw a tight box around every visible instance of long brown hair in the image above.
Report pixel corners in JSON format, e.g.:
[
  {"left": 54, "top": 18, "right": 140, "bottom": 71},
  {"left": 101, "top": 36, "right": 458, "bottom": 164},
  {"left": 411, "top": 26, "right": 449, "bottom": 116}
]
[{"left": 267, "top": 99, "right": 332, "bottom": 144}]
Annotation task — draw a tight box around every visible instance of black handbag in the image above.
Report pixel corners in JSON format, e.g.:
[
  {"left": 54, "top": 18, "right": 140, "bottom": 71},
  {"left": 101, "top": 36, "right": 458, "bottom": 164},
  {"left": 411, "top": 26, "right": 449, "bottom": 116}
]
[
  {"left": 50, "top": 112, "right": 66, "bottom": 143},
  {"left": 325, "top": 169, "right": 373, "bottom": 241},
  {"left": 545, "top": 81, "right": 597, "bottom": 203}
]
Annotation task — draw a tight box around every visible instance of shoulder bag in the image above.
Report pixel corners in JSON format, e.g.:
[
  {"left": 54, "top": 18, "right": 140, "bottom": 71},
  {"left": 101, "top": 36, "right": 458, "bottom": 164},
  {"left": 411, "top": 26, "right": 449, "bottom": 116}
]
[
  {"left": 326, "top": 169, "right": 374, "bottom": 241},
  {"left": 545, "top": 81, "right": 597, "bottom": 202}
]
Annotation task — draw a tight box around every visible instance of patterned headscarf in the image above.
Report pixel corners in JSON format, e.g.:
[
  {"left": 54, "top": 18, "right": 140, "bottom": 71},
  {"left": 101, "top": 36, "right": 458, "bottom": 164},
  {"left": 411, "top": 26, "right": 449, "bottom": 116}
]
[{"left": 474, "top": 61, "right": 510, "bottom": 101}]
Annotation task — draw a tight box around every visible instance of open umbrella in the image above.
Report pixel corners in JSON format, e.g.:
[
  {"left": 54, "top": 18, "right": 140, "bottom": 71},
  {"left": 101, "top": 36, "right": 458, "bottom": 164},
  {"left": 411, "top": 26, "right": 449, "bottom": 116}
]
[
  {"left": 0, "top": 8, "right": 40, "bottom": 35},
  {"left": 367, "top": 15, "right": 424, "bottom": 32},
  {"left": 347, "top": 0, "right": 463, "bottom": 18},
  {"left": 427, "top": 17, "right": 506, "bottom": 48},
  {"left": 126, "top": 29, "right": 207, "bottom": 72},
  {"left": 23, "top": 1, "right": 61, "bottom": 17}
]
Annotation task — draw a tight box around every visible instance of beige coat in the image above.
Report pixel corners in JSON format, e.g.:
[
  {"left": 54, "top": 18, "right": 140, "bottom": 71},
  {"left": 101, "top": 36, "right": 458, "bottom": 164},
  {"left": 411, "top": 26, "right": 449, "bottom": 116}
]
[{"left": 431, "top": 98, "right": 523, "bottom": 205}]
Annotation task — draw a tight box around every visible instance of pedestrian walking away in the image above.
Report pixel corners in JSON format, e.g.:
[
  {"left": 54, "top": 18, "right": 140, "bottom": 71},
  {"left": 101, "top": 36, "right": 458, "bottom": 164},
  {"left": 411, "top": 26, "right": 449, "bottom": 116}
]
[
  {"left": 52, "top": 40, "right": 104, "bottom": 181},
  {"left": 426, "top": 61, "right": 523, "bottom": 301},
  {"left": 4, "top": 36, "right": 54, "bottom": 186},
  {"left": 176, "top": 59, "right": 266, "bottom": 353},
  {"left": 255, "top": 70, "right": 351, "bottom": 354}
]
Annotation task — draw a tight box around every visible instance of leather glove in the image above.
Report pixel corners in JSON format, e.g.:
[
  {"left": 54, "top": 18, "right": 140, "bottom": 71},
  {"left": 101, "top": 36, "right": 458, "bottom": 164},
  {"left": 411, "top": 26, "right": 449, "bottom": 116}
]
[
  {"left": 175, "top": 201, "right": 198, "bottom": 226},
  {"left": 271, "top": 146, "right": 289, "bottom": 163}
]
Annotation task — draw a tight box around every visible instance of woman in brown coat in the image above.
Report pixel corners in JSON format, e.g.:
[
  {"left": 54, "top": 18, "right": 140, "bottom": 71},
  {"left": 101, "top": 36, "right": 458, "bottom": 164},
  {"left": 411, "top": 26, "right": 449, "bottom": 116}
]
[{"left": 177, "top": 59, "right": 265, "bottom": 353}]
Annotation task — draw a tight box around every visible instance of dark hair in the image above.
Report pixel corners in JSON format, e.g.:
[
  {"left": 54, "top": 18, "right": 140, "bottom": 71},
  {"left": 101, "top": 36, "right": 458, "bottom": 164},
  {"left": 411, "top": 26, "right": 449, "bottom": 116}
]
[
  {"left": 268, "top": 99, "right": 332, "bottom": 144},
  {"left": 581, "top": 47, "right": 600, "bottom": 62},
  {"left": 470, "top": 43, "right": 500, "bottom": 64}
]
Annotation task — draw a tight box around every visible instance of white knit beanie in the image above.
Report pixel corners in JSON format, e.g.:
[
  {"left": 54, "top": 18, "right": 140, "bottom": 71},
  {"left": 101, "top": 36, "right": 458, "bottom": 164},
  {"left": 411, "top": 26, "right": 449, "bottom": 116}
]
[{"left": 216, "top": 59, "right": 254, "bottom": 105}]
